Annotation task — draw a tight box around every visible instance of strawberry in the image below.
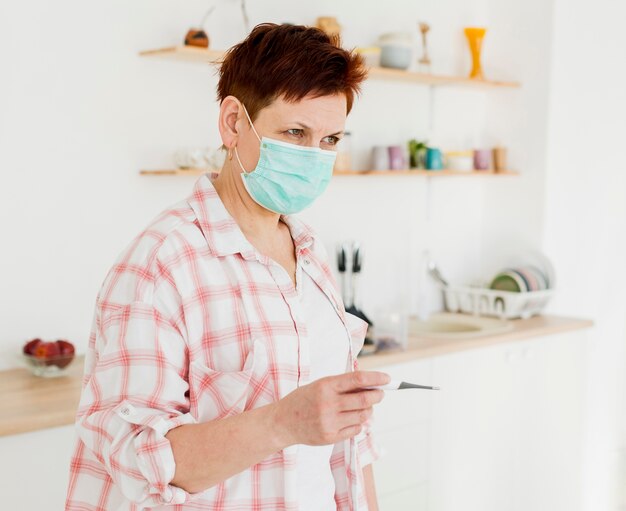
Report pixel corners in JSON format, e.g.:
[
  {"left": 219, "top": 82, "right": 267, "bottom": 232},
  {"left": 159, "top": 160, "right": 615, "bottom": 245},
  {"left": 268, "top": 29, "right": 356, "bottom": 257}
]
[
  {"left": 56, "top": 340, "right": 75, "bottom": 356},
  {"left": 34, "top": 341, "right": 61, "bottom": 362},
  {"left": 23, "top": 338, "right": 43, "bottom": 355},
  {"left": 54, "top": 340, "right": 75, "bottom": 368}
]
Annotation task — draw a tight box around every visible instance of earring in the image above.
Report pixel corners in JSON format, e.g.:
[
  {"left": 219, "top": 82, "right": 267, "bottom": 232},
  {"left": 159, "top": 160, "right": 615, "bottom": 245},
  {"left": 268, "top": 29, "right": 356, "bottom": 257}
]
[{"left": 228, "top": 146, "right": 233, "bottom": 161}]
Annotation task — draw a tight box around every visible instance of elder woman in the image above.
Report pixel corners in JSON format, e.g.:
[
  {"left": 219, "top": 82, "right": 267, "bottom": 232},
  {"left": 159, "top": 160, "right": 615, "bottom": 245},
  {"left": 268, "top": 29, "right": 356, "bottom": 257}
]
[{"left": 66, "top": 23, "right": 389, "bottom": 511}]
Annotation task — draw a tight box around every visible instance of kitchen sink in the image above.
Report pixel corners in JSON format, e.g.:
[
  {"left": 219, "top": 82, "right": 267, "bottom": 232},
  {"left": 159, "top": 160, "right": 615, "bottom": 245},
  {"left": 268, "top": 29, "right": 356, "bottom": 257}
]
[{"left": 408, "top": 312, "right": 513, "bottom": 340}]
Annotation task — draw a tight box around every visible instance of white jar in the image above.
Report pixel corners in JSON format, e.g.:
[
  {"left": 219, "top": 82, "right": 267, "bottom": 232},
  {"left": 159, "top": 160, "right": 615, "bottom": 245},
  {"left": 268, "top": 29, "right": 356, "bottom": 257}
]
[
  {"left": 444, "top": 151, "right": 474, "bottom": 172},
  {"left": 377, "top": 32, "right": 414, "bottom": 70}
]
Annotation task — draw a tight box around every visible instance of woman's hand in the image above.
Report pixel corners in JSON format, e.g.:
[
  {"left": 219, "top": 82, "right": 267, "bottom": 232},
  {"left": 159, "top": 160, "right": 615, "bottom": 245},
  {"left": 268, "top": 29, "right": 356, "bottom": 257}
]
[{"left": 272, "top": 370, "right": 390, "bottom": 447}]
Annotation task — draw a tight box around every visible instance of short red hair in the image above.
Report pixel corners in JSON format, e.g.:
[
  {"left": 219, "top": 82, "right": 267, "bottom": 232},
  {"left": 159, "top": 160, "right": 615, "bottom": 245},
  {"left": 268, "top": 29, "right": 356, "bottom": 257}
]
[{"left": 216, "top": 23, "right": 367, "bottom": 121}]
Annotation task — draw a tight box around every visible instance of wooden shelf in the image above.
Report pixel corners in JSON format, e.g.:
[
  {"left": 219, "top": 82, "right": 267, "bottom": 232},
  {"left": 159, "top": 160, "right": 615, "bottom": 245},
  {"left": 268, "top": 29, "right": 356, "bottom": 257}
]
[
  {"left": 140, "top": 168, "right": 211, "bottom": 176},
  {"left": 333, "top": 169, "right": 519, "bottom": 176},
  {"left": 140, "top": 168, "right": 519, "bottom": 177},
  {"left": 138, "top": 46, "right": 519, "bottom": 89},
  {"left": 139, "top": 45, "right": 224, "bottom": 64},
  {"left": 366, "top": 66, "right": 519, "bottom": 88}
]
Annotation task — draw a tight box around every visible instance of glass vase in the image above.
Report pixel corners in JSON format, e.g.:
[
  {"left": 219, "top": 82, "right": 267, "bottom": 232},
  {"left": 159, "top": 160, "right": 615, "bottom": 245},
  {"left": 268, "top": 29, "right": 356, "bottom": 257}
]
[{"left": 464, "top": 27, "right": 487, "bottom": 80}]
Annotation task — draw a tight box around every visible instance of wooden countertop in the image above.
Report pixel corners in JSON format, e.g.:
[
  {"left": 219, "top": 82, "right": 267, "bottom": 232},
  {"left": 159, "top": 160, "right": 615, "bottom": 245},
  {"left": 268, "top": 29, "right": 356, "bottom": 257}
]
[
  {"left": 0, "top": 314, "right": 593, "bottom": 437},
  {"left": 0, "top": 355, "right": 85, "bottom": 437},
  {"left": 358, "top": 314, "right": 594, "bottom": 369}
]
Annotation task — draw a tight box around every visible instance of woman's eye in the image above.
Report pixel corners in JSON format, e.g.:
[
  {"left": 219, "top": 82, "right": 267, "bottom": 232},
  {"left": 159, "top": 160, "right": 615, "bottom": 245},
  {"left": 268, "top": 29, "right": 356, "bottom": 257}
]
[
  {"left": 323, "top": 136, "right": 340, "bottom": 146},
  {"left": 286, "top": 129, "right": 304, "bottom": 137}
]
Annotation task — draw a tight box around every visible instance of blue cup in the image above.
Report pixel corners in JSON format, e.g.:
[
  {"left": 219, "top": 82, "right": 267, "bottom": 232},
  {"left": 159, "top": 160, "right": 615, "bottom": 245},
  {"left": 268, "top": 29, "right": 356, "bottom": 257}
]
[{"left": 426, "top": 147, "right": 443, "bottom": 170}]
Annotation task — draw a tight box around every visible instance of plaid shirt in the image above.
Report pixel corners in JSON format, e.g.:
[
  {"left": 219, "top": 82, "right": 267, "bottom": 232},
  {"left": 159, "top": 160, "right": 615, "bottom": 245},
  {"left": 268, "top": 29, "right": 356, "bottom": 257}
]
[{"left": 65, "top": 174, "right": 380, "bottom": 510}]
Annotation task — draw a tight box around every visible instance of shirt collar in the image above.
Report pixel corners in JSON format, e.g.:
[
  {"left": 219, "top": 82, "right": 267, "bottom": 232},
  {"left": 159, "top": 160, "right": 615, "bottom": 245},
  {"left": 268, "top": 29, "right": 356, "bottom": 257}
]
[{"left": 186, "top": 174, "right": 315, "bottom": 259}]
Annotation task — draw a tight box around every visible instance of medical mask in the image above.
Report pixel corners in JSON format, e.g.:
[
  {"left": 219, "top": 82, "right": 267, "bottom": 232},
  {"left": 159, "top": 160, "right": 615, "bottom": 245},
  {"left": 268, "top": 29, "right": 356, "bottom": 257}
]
[{"left": 234, "top": 103, "right": 337, "bottom": 215}]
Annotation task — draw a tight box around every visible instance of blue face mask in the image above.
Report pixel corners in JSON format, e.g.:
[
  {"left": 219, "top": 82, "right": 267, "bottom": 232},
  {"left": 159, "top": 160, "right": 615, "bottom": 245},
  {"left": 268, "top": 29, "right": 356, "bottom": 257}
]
[{"left": 234, "top": 103, "right": 337, "bottom": 215}]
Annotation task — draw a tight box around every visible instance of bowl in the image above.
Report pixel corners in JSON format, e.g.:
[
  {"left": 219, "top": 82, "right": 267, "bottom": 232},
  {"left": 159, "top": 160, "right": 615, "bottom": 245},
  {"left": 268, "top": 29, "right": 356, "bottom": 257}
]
[
  {"left": 380, "top": 45, "right": 413, "bottom": 69},
  {"left": 23, "top": 352, "right": 75, "bottom": 377},
  {"left": 445, "top": 151, "right": 474, "bottom": 172}
]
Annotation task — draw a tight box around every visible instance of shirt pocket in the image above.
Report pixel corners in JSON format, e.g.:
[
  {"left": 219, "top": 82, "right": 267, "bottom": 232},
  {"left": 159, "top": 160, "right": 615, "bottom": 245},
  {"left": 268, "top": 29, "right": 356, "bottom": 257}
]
[
  {"left": 344, "top": 312, "right": 369, "bottom": 358},
  {"left": 189, "top": 339, "right": 269, "bottom": 421}
]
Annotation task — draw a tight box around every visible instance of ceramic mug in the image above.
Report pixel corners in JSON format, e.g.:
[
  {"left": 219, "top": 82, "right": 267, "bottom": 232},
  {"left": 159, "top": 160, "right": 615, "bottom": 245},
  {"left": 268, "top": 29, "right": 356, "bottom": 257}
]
[
  {"left": 492, "top": 146, "right": 507, "bottom": 172},
  {"left": 426, "top": 147, "right": 443, "bottom": 170},
  {"left": 473, "top": 149, "right": 491, "bottom": 170},
  {"left": 388, "top": 145, "right": 406, "bottom": 170}
]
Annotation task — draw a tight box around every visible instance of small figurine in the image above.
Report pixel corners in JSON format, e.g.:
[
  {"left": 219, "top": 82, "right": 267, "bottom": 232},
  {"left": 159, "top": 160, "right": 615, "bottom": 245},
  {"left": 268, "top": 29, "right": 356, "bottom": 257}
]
[
  {"left": 184, "top": 5, "right": 216, "bottom": 48},
  {"left": 417, "top": 21, "right": 431, "bottom": 72},
  {"left": 316, "top": 17, "right": 341, "bottom": 38},
  {"left": 184, "top": 28, "right": 209, "bottom": 48}
]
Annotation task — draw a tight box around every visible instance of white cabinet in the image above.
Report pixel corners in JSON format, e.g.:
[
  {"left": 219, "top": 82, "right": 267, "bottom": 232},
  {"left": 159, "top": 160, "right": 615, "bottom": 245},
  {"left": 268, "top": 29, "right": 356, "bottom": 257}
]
[
  {"left": 371, "top": 330, "right": 588, "bottom": 511},
  {"left": 0, "top": 424, "right": 75, "bottom": 510},
  {"left": 427, "top": 340, "right": 522, "bottom": 510},
  {"left": 371, "top": 357, "right": 433, "bottom": 510},
  {"left": 378, "top": 483, "right": 428, "bottom": 510}
]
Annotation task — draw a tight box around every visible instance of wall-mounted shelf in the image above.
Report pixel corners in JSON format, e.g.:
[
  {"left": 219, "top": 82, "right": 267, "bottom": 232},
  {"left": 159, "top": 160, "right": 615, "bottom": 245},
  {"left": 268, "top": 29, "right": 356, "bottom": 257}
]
[
  {"left": 139, "top": 45, "right": 224, "bottom": 64},
  {"left": 140, "top": 168, "right": 519, "bottom": 177},
  {"left": 138, "top": 46, "right": 520, "bottom": 89},
  {"left": 140, "top": 168, "right": 212, "bottom": 176},
  {"left": 333, "top": 169, "right": 518, "bottom": 176},
  {"left": 366, "top": 66, "right": 518, "bottom": 88}
]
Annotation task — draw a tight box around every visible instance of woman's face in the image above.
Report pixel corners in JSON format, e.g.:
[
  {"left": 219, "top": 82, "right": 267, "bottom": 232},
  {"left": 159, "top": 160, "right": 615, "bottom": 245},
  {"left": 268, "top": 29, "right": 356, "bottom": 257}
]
[{"left": 230, "top": 93, "right": 347, "bottom": 174}]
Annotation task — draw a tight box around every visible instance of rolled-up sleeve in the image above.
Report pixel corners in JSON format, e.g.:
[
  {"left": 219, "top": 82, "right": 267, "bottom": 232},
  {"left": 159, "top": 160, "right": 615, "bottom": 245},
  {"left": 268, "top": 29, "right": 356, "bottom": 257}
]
[{"left": 75, "top": 300, "right": 196, "bottom": 506}]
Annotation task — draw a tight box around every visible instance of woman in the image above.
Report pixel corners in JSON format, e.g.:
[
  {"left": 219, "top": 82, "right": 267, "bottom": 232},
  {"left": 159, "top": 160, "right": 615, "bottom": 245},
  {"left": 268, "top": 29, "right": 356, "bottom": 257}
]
[{"left": 65, "top": 23, "right": 389, "bottom": 511}]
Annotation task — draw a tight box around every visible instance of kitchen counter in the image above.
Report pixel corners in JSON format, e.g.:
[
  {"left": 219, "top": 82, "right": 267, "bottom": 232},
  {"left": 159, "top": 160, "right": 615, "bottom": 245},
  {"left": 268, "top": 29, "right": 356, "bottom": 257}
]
[
  {"left": 357, "top": 314, "right": 594, "bottom": 369},
  {"left": 0, "top": 355, "right": 85, "bottom": 437},
  {"left": 0, "top": 315, "right": 593, "bottom": 437}
]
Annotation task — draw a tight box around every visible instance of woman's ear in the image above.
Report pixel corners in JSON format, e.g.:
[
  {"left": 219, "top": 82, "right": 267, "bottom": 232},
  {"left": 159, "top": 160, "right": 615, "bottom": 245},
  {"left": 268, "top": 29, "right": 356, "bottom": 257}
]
[{"left": 218, "top": 96, "right": 242, "bottom": 150}]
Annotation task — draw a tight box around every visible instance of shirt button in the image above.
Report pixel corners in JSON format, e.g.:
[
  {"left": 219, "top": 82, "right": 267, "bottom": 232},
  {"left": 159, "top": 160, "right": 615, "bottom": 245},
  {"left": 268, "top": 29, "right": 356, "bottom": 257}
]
[
  {"left": 304, "top": 259, "right": 310, "bottom": 265},
  {"left": 121, "top": 407, "right": 130, "bottom": 416}
]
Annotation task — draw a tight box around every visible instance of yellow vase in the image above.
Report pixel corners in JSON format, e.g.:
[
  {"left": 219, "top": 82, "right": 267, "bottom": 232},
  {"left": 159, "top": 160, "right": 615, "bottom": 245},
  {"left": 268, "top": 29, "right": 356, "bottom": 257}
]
[{"left": 464, "top": 27, "right": 487, "bottom": 80}]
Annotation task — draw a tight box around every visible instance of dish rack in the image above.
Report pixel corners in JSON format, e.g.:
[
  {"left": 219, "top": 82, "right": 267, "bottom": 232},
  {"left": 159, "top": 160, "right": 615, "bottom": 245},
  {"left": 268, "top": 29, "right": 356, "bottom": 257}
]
[{"left": 441, "top": 285, "right": 555, "bottom": 320}]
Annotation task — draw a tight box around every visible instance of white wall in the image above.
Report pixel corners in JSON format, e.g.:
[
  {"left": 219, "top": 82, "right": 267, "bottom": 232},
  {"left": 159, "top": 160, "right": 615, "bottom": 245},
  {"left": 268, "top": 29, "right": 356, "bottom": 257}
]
[
  {"left": 479, "top": 0, "right": 556, "bottom": 274},
  {"left": 541, "top": 0, "right": 626, "bottom": 509},
  {"left": 0, "top": 0, "right": 553, "bottom": 367},
  {"left": 2, "top": 1, "right": 624, "bottom": 509}
]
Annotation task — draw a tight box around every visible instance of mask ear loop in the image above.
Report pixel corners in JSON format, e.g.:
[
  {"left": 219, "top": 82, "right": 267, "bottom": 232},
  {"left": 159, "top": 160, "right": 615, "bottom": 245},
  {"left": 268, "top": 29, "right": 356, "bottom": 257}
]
[
  {"left": 241, "top": 103, "right": 262, "bottom": 142},
  {"left": 234, "top": 145, "right": 249, "bottom": 174},
  {"left": 234, "top": 101, "right": 261, "bottom": 175}
]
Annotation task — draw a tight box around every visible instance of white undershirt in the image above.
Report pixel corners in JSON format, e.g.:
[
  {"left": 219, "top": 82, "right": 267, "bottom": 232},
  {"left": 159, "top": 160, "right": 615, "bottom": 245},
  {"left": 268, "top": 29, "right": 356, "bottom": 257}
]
[{"left": 295, "top": 260, "right": 350, "bottom": 510}]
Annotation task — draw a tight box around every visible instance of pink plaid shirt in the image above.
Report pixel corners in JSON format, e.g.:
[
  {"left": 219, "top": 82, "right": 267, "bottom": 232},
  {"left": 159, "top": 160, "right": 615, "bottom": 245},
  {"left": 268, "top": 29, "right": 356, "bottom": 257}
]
[{"left": 65, "top": 174, "right": 380, "bottom": 510}]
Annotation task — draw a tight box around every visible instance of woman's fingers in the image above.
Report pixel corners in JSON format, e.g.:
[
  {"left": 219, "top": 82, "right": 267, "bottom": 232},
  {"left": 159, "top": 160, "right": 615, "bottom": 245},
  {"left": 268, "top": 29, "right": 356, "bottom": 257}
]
[
  {"left": 336, "top": 407, "right": 374, "bottom": 430},
  {"left": 337, "top": 424, "right": 364, "bottom": 442},
  {"left": 337, "top": 389, "right": 385, "bottom": 412},
  {"left": 331, "top": 371, "right": 391, "bottom": 393}
]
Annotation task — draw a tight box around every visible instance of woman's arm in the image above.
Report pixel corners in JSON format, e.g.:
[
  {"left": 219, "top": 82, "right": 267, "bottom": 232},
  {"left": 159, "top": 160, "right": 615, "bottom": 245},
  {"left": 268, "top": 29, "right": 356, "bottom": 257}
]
[
  {"left": 166, "top": 370, "right": 389, "bottom": 494},
  {"left": 166, "top": 402, "right": 282, "bottom": 493},
  {"left": 362, "top": 464, "right": 379, "bottom": 511}
]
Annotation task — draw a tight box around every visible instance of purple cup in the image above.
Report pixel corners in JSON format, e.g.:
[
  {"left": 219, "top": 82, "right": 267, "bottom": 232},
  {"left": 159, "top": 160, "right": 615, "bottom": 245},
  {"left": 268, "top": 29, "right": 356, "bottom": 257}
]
[
  {"left": 388, "top": 145, "right": 406, "bottom": 170},
  {"left": 473, "top": 149, "right": 491, "bottom": 170}
]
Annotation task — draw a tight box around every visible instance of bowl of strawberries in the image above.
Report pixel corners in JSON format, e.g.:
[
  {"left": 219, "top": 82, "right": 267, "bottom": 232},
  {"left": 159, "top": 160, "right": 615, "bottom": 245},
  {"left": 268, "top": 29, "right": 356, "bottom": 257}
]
[{"left": 22, "top": 338, "right": 75, "bottom": 377}]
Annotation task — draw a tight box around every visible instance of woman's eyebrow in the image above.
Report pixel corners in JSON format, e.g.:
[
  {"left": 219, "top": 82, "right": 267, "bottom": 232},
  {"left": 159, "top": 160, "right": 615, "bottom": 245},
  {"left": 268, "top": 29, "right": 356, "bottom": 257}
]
[{"left": 290, "top": 121, "right": 344, "bottom": 136}]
